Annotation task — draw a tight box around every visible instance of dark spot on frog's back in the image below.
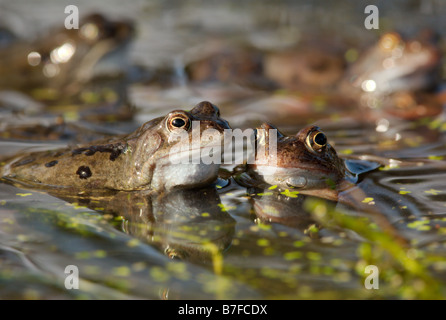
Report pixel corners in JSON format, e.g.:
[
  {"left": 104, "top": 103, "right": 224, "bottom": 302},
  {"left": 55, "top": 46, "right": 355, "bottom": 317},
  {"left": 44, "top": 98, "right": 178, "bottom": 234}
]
[
  {"left": 72, "top": 142, "right": 127, "bottom": 161},
  {"left": 12, "top": 157, "right": 34, "bottom": 168},
  {"left": 45, "top": 160, "right": 58, "bottom": 168},
  {"left": 76, "top": 166, "right": 92, "bottom": 179}
]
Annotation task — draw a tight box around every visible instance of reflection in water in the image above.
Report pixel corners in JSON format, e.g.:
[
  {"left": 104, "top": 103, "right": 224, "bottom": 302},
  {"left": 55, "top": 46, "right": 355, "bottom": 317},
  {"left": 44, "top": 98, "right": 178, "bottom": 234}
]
[
  {"left": 244, "top": 156, "right": 408, "bottom": 244},
  {"left": 0, "top": 183, "right": 253, "bottom": 299},
  {"left": 248, "top": 187, "right": 319, "bottom": 234},
  {"left": 53, "top": 187, "right": 236, "bottom": 265}
]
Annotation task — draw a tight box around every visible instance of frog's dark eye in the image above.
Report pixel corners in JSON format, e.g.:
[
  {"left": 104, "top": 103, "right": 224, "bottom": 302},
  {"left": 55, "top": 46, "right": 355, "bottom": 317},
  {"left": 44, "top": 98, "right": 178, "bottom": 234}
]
[
  {"left": 314, "top": 132, "right": 327, "bottom": 146},
  {"left": 172, "top": 118, "right": 186, "bottom": 127},
  {"left": 167, "top": 113, "right": 191, "bottom": 132},
  {"left": 306, "top": 130, "right": 327, "bottom": 153}
]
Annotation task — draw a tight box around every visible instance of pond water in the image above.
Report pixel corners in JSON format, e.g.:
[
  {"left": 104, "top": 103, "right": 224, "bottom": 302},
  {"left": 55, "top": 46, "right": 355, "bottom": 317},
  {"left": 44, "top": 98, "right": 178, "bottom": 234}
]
[{"left": 1, "top": 0, "right": 446, "bottom": 299}]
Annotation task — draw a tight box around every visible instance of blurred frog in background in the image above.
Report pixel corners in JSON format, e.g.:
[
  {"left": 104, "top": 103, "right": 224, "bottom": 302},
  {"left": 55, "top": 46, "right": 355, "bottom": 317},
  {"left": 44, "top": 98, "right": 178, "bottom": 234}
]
[
  {"left": 339, "top": 31, "right": 444, "bottom": 120},
  {"left": 0, "top": 13, "right": 135, "bottom": 122}
]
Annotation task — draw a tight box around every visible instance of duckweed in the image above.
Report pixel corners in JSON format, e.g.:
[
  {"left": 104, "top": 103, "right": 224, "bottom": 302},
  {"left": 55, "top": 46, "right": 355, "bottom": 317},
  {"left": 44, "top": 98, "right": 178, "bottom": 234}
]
[
  {"left": 256, "top": 238, "right": 270, "bottom": 247},
  {"left": 284, "top": 251, "right": 303, "bottom": 261},
  {"left": 425, "top": 189, "right": 441, "bottom": 195},
  {"left": 280, "top": 189, "right": 299, "bottom": 198}
]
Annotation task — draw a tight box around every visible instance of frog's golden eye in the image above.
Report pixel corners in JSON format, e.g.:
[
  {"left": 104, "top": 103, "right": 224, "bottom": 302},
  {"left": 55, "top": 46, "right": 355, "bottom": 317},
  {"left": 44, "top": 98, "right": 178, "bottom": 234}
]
[
  {"left": 166, "top": 113, "right": 191, "bottom": 132},
  {"left": 306, "top": 130, "right": 327, "bottom": 153}
]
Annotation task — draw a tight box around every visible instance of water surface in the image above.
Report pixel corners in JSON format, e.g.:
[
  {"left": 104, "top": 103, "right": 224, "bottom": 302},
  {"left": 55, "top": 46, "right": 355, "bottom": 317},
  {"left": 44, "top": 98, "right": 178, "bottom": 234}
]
[{"left": 2, "top": 0, "right": 446, "bottom": 299}]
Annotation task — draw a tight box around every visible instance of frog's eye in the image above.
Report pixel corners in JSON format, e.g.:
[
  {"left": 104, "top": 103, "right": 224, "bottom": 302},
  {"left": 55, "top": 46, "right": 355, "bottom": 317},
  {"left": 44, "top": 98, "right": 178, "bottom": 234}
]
[
  {"left": 305, "top": 130, "right": 327, "bottom": 153},
  {"left": 167, "top": 113, "right": 191, "bottom": 132}
]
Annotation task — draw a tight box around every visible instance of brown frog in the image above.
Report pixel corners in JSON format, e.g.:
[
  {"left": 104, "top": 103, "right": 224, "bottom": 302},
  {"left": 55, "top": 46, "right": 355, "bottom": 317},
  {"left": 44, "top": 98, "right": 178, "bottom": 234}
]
[
  {"left": 255, "top": 31, "right": 443, "bottom": 124},
  {"left": 339, "top": 31, "right": 441, "bottom": 103},
  {"left": 238, "top": 123, "right": 408, "bottom": 245},
  {"left": 1, "top": 101, "right": 230, "bottom": 192},
  {"left": 0, "top": 13, "right": 135, "bottom": 121},
  {"left": 0, "top": 13, "right": 134, "bottom": 93},
  {"left": 380, "top": 90, "right": 444, "bottom": 120},
  {"left": 244, "top": 123, "right": 349, "bottom": 202},
  {"left": 263, "top": 41, "right": 346, "bottom": 91},
  {"left": 185, "top": 41, "right": 276, "bottom": 90}
]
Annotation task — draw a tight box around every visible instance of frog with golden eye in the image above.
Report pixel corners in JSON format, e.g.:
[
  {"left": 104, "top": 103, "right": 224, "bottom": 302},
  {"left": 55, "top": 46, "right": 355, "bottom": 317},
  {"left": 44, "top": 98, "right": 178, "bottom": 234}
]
[
  {"left": 242, "top": 123, "right": 350, "bottom": 202},
  {"left": 234, "top": 122, "right": 408, "bottom": 244},
  {"left": 0, "top": 101, "right": 230, "bottom": 192}
]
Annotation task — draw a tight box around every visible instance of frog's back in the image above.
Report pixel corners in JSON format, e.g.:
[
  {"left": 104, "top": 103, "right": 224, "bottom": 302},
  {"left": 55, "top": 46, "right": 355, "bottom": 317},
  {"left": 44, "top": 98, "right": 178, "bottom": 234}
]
[{"left": 1, "top": 143, "right": 133, "bottom": 190}]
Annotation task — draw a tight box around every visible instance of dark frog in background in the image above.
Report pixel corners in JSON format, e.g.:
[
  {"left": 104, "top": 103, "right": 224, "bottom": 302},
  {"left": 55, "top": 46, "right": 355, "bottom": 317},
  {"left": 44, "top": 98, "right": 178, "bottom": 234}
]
[
  {"left": 0, "top": 13, "right": 135, "bottom": 120},
  {"left": 0, "top": 101, "right": 230, "bottom": 192}
]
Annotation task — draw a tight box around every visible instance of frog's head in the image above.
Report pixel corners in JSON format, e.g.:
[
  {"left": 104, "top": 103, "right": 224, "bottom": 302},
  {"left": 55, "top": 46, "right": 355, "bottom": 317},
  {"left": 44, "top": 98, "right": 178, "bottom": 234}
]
[
  {"left": 129, "top": 101, "right": 231, "bottom": 191},
  {"left": 249, "top": 123, "right": 346, "bottom": 196}
]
